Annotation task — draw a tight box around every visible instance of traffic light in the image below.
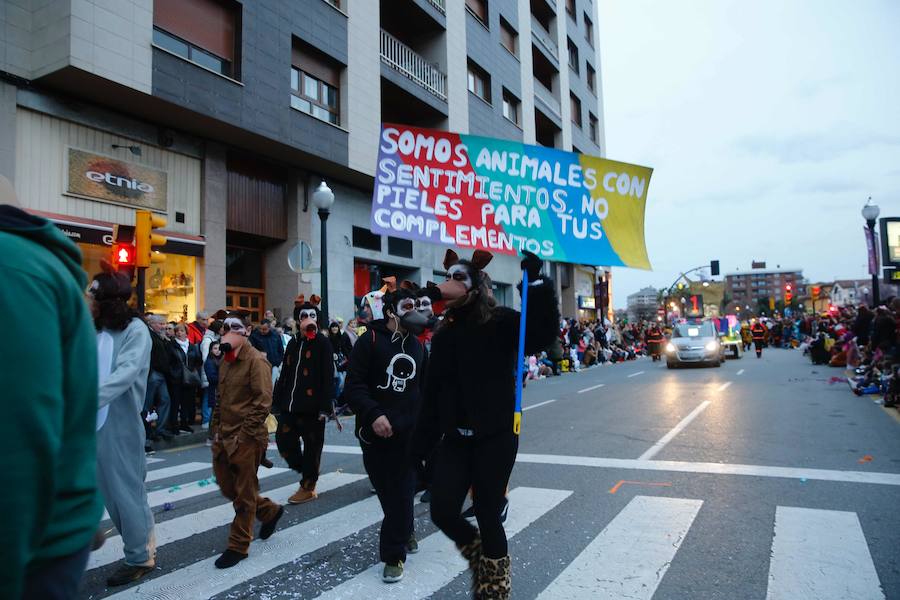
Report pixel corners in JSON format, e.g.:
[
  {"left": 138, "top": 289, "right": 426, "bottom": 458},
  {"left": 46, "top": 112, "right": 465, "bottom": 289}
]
[
  {"left": 710, "top": 260, "right": 720, "bottom": 277},
  {"left": 811, "top": 286, "right": 820, "bottom": 301},
  {"left": 784, "top": 283, "right": 793, "bottom": 304},
  {"left": 112, "top": 243, "right": 135, "bottom": 267},
  {"left": 135, "top": 210, "right": 167, "bottom": 268}
]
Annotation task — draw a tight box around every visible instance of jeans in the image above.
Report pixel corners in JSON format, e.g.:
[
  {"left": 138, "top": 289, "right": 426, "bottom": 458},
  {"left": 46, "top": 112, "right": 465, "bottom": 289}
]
[
  {"left": 144, "top": 370, "right": 172, "bottom": 435},
  {"left": 22, "top": 543, "right": 90, "bottom": 600},
  {"left": 334, "top": 371, "right": 346, "bottom": 398},
  {"left": 200, "top": 388, "right": 211, "bottom": 425}
]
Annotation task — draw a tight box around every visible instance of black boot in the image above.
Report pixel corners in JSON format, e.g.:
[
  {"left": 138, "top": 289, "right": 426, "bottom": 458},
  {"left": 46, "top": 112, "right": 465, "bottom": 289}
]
[
  {"left": 214, "top": 549, "right": 247, "bottom": 569},
  {"left": 106, "top": 563, "right": 154, "bottom": 586},
  {"left": 259, "top": 506, "right": 284, "bottom": 540}
]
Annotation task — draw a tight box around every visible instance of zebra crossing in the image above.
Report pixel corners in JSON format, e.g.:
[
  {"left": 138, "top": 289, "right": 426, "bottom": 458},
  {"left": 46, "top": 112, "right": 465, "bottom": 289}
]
[{"left": 87, "top": 455, "right": 888, "bottom": 599}]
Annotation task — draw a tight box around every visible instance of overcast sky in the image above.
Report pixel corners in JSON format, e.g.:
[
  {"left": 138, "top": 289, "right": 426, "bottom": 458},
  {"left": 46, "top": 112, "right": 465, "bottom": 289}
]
[{"left": 597, "top": 0, "right": 900, "bottom": 308}]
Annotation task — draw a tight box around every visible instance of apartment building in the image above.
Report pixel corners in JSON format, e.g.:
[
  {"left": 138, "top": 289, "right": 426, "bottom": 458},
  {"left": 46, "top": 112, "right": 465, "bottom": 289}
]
[
  {"left": 0, "top": 0, "right": 606, "bottom": 322},
  {"left": 725, "top": 265, "right": 804, "bottom": 307}
]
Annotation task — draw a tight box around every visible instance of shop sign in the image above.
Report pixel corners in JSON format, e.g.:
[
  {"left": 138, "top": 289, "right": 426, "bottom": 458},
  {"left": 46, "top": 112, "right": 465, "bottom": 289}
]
[
  {"left": 578, "top": 295, "right": 596, "bottom": 309},
  {"left": 67, "top": 148, "right": 167, "bottom": 211}
]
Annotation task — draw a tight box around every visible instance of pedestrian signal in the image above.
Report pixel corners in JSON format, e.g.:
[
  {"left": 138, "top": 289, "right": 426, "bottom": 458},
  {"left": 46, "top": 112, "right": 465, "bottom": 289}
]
[
  {"left": 784, "top": 283, "right": 793, "bottom": 304},
  {"left": 112, "top": 243, "right": 135, "bottom": 266},
  {"left": 811, "top": 286, "right": 820, "bottom": 301},
  {"left": 135, "top": 210, "right": 167, "bottom": 268}
]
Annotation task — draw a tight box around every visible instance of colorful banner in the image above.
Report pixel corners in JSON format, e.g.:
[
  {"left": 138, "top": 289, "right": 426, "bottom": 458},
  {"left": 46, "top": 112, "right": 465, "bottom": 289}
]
[{"left": 370, "top": 124, "right": 653, "bottom": 268}]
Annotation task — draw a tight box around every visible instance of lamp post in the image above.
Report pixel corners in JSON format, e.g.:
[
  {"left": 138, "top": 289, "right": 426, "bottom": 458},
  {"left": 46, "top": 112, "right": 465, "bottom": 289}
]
[
  {"left": 312, "top": 181, "right": 335, "bottom": 326},
  {"left": 861, "top": 199, "right": 880, "bottom": 307}
]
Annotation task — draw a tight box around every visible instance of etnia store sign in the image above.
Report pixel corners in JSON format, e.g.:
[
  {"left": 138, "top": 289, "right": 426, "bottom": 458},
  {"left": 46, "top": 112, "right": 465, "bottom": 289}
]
[{"left": 67, "top": 148, "right": 168, "bottom": 211}]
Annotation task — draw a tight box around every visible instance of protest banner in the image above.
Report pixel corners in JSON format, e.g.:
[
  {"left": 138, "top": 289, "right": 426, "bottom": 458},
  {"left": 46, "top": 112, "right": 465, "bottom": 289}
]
[{"left": 370, "top": 124, "right": 653, "bottom": 269}]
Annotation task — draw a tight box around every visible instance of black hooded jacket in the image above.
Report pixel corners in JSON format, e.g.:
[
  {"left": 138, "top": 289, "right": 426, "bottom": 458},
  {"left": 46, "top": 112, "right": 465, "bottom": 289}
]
[
  {"left": 344, "top": 319, "right": 426, "bottom": 446},
  {"left": 417, "top": 277, "right": 559, "bottom": 444},
  {"left": 274, "top": 332, "right": 334, "bottom": 415}
]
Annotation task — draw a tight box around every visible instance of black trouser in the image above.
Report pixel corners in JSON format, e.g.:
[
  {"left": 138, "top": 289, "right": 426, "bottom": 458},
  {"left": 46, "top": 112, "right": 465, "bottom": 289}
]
[
  {"left": 275, "top": 412, "right": 326, "bottom": 486},
  {"left": 177, "top": 384, "right": 197, "bottom": 427},
  {"left": 754, "top": 340, "right": 764, "bottom": 356},
  {"left": 22, "top": 543, "right": 90, "bottom": 600},
  {"left": 362, "top": 437, "right": 415, "bottom": 564},
  {"left": 430, "top": 430, "right": 518, "bottom": 559}
]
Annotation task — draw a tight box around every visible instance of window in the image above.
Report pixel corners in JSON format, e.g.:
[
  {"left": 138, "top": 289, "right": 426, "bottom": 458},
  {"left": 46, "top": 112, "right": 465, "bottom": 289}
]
[
  {"left": 352, "top": 226, "right": 381, "bottom": 251},
  {"left": 466, "top": 0, "right": 488, "bottom": 26},
  {"left": 566, "top": 0, "right": 576, "bottom": 18},
  {"left": 567, "top": 38, "right": 579, "bottom": 73},
  {"left": 152, "top": 0, "right": 239, "bottom": 78},
  {"left": 387, "top": 236, "right": 413, "bottom": 258},
  {"left": 586, "top": 63, "right": 596, "bottom": 93},
  {"left": 467, "top": 60, "right": 491, "bottom": 103},
  {"left": 584, "top": 13, "right": 594, "bottom": 46},
  {"left": 570, "top": 93, "right": 582, "bottom": 128},
  {"left": 589, "top": 112, "right": 598, "bottom": 142},
  {"left": 291, "top": 39, "right": 341, "bottom": 126},
  {"left": 499, "top": 16, "right": 517, "bottom": 56},
  {"left": 502, "top": 88, "right": 520, "bottom": 125}
]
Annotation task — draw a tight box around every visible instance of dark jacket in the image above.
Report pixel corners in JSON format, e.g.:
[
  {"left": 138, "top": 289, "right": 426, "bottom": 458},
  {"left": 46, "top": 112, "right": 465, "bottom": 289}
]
[
  {"left": 148, "top": 326, "right": 169, "bottom": 374},
  {"left": 167, "top": 338, "right": 202, "bottom": 386},
  {"left": 204, "top": 354, "right": 221, "bottom": 401},
  {"left": 329, "top": 331, "right": 354, "bottom": 372},
  {"left": 871, "top": 314, "right": 897, "bottom": 351},
  {"left": 345, "top": 320, "right": 426, "bottom": 446},
  {"left": 0, "top": 205, "right": 102, "bottom": 598},
  {"left": 249, "top": 329, "right": 285, "bottom": 368},
  {"left": 418, "top": 277, "right": 558, "bottom": 443},
  {"left": 851, "top": 311, "right": 874, "bottom": 345},
  {"left": 274, "top": 332, "right": 335, "bottom": 415}
]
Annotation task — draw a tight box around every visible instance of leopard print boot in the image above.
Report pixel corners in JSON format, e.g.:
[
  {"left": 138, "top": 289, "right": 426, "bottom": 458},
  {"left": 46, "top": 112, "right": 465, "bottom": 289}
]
[
  {"left": 456, "top": 535, "right": 482, "bottom": 593},
  {"left": 475, "top": 555, "right": 511, "bottom": 600}
]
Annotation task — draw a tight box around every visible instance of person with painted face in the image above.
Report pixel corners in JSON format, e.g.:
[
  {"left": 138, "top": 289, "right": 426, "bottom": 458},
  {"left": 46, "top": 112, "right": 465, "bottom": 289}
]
[
  {"left": 344, "top": 288, "right": 428, "bottom": 583},
  {"left": 273, "top": 295, "right": 335, "bottom": 504},
  {"left": 328, "top": 320, "right": 353, "bottom": 397},
  {"left": 210, "top": 314, "right": 284, "bottom": 569},
  {"left": 417, "top": 249, "right": 559, "bottom": 599}
]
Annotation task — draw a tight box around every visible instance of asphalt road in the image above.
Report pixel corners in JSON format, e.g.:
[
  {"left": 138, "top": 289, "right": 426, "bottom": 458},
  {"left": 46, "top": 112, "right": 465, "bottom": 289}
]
[{"left": 80, "top": 349, "right": 900, "bottom": 599}]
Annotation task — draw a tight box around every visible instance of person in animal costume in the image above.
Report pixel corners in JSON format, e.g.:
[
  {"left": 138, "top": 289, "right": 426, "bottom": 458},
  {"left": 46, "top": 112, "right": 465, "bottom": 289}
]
[
  {"left": 418, "top": 249, "right": 559, "bottom": 599},
  {"left": 89, "top": 268, "right": 157, "bottom": 586},
  {"left": 344, "top": 287, "right": 429, "bottom": 583},
  {"left": 274, "top": 294, "right": 335, "bottom": 504},
  {"left": 210, "top": 313, "right": 283, "bottom": 569}
]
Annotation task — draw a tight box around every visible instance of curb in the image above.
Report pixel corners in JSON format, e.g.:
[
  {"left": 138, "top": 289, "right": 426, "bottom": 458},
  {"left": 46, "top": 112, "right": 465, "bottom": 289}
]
[{"left": 148, "top": 430, "right": 209, "bottom": 451}]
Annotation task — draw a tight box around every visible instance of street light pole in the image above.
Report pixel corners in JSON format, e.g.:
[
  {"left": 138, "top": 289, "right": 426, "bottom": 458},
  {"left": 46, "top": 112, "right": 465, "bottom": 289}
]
[
  {"left": 312, "top": 181, "right": 335, "bottom": 327},
  {"left": 861, "top": 198, "right": 880, "bottom": 307}
]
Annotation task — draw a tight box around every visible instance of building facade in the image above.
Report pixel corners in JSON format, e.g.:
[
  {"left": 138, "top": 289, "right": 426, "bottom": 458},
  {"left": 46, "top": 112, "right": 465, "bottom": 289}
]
[
  {"left": 626, "top": 285, "right": 657, "bottom": 321},
  {"left": 725, "top": 266, "right": 804, "bottom": 309},
  {"left": 0, "top": 0, "right": 606, "bottom": 323}
]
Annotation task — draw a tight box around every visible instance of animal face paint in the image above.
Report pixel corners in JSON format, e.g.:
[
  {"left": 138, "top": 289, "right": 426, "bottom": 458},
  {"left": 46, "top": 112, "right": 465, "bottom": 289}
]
[
  {"left": 297, "top": 308, "right": 318, "bottom": 339},
  {"left": 437, "top": 264, "right": 473, "bottom": 303},
  {"left": 220, "top": 317, "right": 248, "bottom": 360},
  {"left": 415, "top": 297, "right": 433, "bottom": 318},
  {"left": 447, "top": 264, "right": 472, "bottom": 289}
]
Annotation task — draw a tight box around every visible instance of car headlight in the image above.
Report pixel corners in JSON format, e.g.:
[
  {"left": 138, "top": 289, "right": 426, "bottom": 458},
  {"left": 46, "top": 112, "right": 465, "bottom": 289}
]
[
  {"left": 705, "top": 340, "right": 719, "bottom": 352},
  {"left": 666, "top": 342, "right": 676, "bottom": 353}
]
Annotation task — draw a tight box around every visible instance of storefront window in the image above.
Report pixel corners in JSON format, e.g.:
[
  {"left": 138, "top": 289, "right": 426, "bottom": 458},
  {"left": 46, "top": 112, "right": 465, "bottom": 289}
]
[{"left": 79, "top": 243, "right": 197, "bottom": 323}]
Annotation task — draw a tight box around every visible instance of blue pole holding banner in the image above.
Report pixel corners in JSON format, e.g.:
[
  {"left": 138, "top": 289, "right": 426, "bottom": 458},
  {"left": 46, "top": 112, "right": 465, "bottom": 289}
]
[{"left": 513, "top": 268, "right": 529, "bottom": 435}]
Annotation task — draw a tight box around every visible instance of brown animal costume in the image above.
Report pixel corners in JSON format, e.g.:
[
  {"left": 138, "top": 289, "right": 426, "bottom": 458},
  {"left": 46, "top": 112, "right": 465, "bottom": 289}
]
[{"left": 417, "top": 249, "right": 558, "bottom": 599}]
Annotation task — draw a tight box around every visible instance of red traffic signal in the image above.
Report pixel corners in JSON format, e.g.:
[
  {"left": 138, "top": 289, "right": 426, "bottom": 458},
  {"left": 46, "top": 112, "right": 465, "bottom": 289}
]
[{"left": 113, "top": 243, "right": 136, "bottom": 267}]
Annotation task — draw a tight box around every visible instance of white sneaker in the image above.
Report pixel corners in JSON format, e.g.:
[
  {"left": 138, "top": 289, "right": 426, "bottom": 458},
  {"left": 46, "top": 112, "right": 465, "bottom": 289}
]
[{"left": 201, "top": 422, "right": 210, "bottom": 430}]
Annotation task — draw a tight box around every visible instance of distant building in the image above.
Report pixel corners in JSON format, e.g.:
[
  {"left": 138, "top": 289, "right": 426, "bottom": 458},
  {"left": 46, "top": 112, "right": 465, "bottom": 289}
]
[
  {"left": 626, "top": 286, "right": 659, "bottom": 321},
  {"left": 725, "top": 265, "right": 804, "bottom": 306},
  {"left": 831, "top": 280, "right": 876, "bottom": 307}
]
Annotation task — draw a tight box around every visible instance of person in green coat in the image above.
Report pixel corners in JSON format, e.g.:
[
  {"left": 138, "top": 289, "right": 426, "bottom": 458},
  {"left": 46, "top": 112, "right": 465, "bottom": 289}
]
[{"left": 0, "top": 176, "right": 102, "bottom": 599}]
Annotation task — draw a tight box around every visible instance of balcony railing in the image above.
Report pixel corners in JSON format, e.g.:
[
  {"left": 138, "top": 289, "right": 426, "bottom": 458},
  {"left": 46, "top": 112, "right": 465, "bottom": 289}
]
[
  {"left": 533, "top": 80, "right": 560, "bottom": 119},
  {"left": 531, "top": 16, "right": 558, "bottom": 60},
  {"left": 427, "top": 0, "right": 446, "bottom": 14},
  {"left": 380, "top": 29, "right": 447, "bottom": 101}
]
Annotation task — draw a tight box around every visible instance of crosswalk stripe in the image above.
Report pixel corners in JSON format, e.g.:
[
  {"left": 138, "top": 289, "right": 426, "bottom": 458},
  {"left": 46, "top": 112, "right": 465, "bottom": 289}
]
[
  {"left": 145, "top": 462, "right": 211, "bottom": 483},
  {"left": 313, "top": 486, "right": 572, "bottom": 599},
  {"left": 145, "top": 457, "right": 164, "bottom": 464},
  {"left": 88, "top": 472, "right": 366, "bottom": 571},
  {"left": 766, "top": 506, "right": 885, "bottom": 600},
  {"left": 536, "top": 495, "right": 702, "bottom": 599},
  {"left": 105, "top": 494, "right": 386, "bottom": 599},
  {"left": 102, "top": 467, "right": 290, "bottom": 521}
]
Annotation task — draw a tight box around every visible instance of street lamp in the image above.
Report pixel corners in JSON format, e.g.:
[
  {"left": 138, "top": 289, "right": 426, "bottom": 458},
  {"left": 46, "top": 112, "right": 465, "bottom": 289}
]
[
  {"left": 312, "top": 181, "right": 335, "bottom": 325},
  {"left": 861, "top": 199, "right": 880, "bottom": 307}
]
